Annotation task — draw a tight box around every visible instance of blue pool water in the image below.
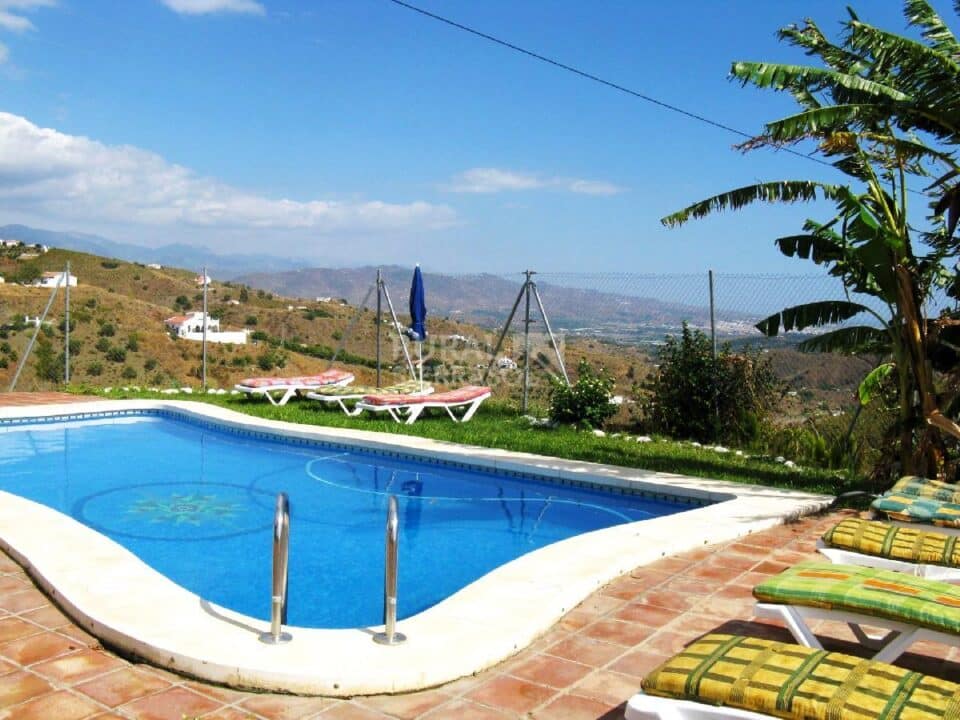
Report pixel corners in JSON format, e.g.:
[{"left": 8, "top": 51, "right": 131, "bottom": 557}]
[{"left": 0, "top": 411, "right": 700, "bottom": 628}]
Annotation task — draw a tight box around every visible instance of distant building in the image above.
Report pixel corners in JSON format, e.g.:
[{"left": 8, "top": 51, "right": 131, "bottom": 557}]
[
  {"left": 0, "top": 276, "right": 5, "bottom": 284},
  {"left": 497, "top": 357, "right": 518, "bottom": 370},
  {"left": 195, "top": 273, "right": 212, "bottom": 286},
  {"left": 164, "top": 312, "right": 247, "bottom": 344},
  {"left": 37, "top": 271, "right": 77, "bottom": 288},
  {"left": 147, "top": 263, "right": 162, "bottom": 270}
]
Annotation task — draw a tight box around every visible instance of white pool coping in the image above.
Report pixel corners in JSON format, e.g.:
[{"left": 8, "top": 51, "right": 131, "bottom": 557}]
[{"left": 0, "top": 399, "right": 833, "bottom": 696}]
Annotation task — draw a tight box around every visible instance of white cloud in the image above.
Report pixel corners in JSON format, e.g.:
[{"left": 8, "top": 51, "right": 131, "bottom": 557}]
[
  {"left": 0, "top": 1, "right": 53, "bottom": 33},
  {"left": 446, "top": 167, "right": 624, "bottom": 196},
  {"left": 0, "top": 112, "right": 457, "bottom": 237},
  {"left": 160, "top": 0, "right": 265, "bottom": 16}
]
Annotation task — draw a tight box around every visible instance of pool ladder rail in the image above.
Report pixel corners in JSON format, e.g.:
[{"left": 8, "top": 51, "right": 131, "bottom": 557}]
[
  {"left": 374, "top": 494, "right": 407, "bottom": 645},
  {"left": 259, "top": 493, "right": 292, "bottom": 644}
]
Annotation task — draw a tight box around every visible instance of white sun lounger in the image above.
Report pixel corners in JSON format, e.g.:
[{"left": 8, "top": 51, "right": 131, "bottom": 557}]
[
  {"left": 752, "top": 561, "right": 960, "bottom": 663},
  {"left": 354, "top": 385, "right": 491, "bottom": 424},
  {"left": 234, "top": 369, "right": 354, "bottom": 406},
  {"left": 626, "top": 633, "right": 960, "bottom": 720},
  {"left": 304, "top": 381, "right": 433, "bottom": 416}
]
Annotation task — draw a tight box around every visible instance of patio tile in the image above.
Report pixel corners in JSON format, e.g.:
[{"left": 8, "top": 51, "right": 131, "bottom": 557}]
[
  {"left": 20, "top": 604, "right": 72, "bottom": 629},
  {"left": 545, "top": 635, "right": 625, "bottom": 668},
  {"left": 508, "top": 653, "right": 593, "bottom": 689},
  {"left": 0, "top": 557, "right": 23, "bottom": 573},
  {"left": 633, "top": 588, "right": 699, "bottom": 612},
  {"left": 75, "top": 667, "right": 173, "bottom": 708},
  {"left": 420, "top": 698, "right": 514, "bottom": 719},
  {"left": 0, "top": 670, "right": 53, "bottom": 707},
  {"left": 574, "top": 594, "right": 625, "bottom": 618},
  {"left": 357, "top": 686, "right": 453, "bottom": 719},
  {"left": 465, "top": 674, "right": 555, "bottom": 715},
  {"left": 196, "top": 709, "right": 261, "bottom": 720},
  {"left": 556, "top": 609, "right": 594, "bottom": 632},
  {"left": 59, "top": 624, "right": 101, "bottom": 648},
  {"left": 0, "top": 588, "right": 49, "bottom": 614},
  {"left": 121, "top": 686, "right": 222, "bottom": 720},
  {"left": 570, "top": 669, "right": 639, "bottom": 707},
  {"left": 183, "top": 679, "right": 253, "bottom": 704},
  {"left": 640, "top": 556, "right": 694, "bottom": 574},
  {"left": 237, "top": 693, "right": 337, "bottom": 719},
  {"left": 533, "top": 693, "right": 618, "bottom": 719},
  {"left": 1, "top": 688, "right": 104, "bottom": 720},
  {"left": 752, "top": 559, "right": 792, "bottom": 576},
  {"left": 600, "top": 577, "right": 648, "bottom": 600},
  {"left": 319, "top": 702, "right": 390, "bottom": 719},
  {"left": 643, "top": 630, "right": 699, "bottom": 657},
  {"left": 581, "top": 619, "right": 656, "bottom": 646},
  {"left": 0, "top": 574, "right": 28, "bottom": 594},
  {"left": 0, "top": 615, "right": 43, "bottom": 644},
  {"left": 31, "top": 648, "right": 126, "bottom": 684},
  {"left": 613, "top": 601, "right": 682, "bottom": 626},
  {"left": 0, "top": 630, "right": 78, "bottom": 665},
  {"left": 608, "top": 649, "right": 672, "bottom": 680}
]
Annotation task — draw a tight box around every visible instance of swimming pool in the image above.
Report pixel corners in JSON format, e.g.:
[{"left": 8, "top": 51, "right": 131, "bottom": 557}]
[
  {"left": 0, "top": 410, "right": 694, "bottom": 628},
  {"left": 0, "top": 400, "right": 832, "bottom": 695}
]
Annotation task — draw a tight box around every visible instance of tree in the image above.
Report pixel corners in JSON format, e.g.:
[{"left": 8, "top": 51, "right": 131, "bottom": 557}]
[{"left": 663, "top": 1, "right": 960, "bottom": 479}]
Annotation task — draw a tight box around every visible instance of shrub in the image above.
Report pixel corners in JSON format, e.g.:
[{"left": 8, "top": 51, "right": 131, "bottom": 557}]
[
  {"left": 86, "top": 361, "right": 103, "bottom": 377},
  {"left": 0, "top": 358, "right": 7, "bottom": 369},
  {"left": 98, "top": 323, "right": 115, "bottom": 337},
  {"left": 245, "top": 315, "right": 258, "bottom": 326},
  {"left": 106, "top": 347, "right": 126, "bottom": 363},
  {"left": 144, "top": 357, "right": 158, "bottom": 371},
  {"left": 100, "top": 260, "right": 119, "bottom": 269},
  {"left": 638, "top": 323, "right": 780, "bottom": 444},
  {"left": 33, "top": 337, "right": 63, "bottom": 382},
  {"left": 173, "top": 295, "right": 191, "bottom": 312},
  {"left": 126, "top": 335, "right": 139, "bottom": 352},
  {"left": 58, "top": 318, "right": 76, "bottom": 334},
  {"left": 68, "top": 339, "right": 81, "bottom": 355},
  {"left": 549, "top": 360, "right": 617, "bottom": 429},
  {"left": 121, "top": 365, "right": 137, "bottom": 379},
  {"left": 239, "top": 287, "right": 249, "bottom": 302},
  {"left": 85, "top": 298, "right": 97, "bottom": 309},
  {"left": 95, "top": 337, "right": 111, "bottom": 352},
  {"left": 250, "top": 330, "right": 268, "bottom": 342},
  {"left": 331, "top": 329, "right": 342, "bottom": 341}
]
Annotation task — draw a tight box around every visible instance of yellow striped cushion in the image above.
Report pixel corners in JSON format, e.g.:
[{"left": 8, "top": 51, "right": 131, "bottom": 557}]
[
  {"left": 891, "top": 476, "right": 960, "bottom": 503},
  {"left": 641, "top": 633, "right": 960, "bottom": 719},
  {"left": 823, "top": 518, "right": 960, "bottom": 567}
]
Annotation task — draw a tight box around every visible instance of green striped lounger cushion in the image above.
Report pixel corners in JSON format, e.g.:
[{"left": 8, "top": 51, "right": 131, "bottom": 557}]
[
  {"left": 822, "top": 517, "right": 960, "bottom": 567},
  {"left": 888, "top": 476, "right": 960, "bottom": 503},
  {"left": 753, "top": 562, "right": 960, "bottom": 635},
  {"left": 871, "top": 494, "right": 960, "bottom": 528},
  {"left": 641, "top": 633, "right": 960, "bottom": 719}
]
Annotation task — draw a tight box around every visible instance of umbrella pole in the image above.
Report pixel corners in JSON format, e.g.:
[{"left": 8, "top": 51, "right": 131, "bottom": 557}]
[{"left": 418, "top": 343, "right": 423, "bottom": 391}]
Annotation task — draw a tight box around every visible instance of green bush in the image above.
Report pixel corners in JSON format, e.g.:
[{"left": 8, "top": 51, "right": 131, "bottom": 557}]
[
  {"left": 106, "top": 347, "right": 126, "bottom": 363},
  {"left": 100, "top": 260, "right": 119, "bottom": 269},
  {"left": 638, "top": 323, "right": 780, "bottom": 444},
  {"left": 144, "top": 358, "right": 158, "bottom": 371},
  {"left": 121, "top": 365, "right": 137, "bottom": 379},
  {"left": 126, "top": 335, "right": 139, "bottom": 352},
  {"left": 98, "top": 323, "right": 115, "bottom": 337},
  {"left": 86, "top": 361, "right": 103, "bottom": 377},
  {"left": 85, "top": 298, "right": 97, "bottom": 309},
  {"left": 549, "top": 360, "right": 617, "bottom": 429},
  {"left": 95, "top": 337, "right": 111, "bottom": 352},
  {"left": 173, "top": 295, "right": 191, "bottom": 312},
  {"left": 245, "top": 315, "right": 258, "bottom": 326},
  {"left": 33, "top": 337, "right": 63, "bottom": 382},
  {"left": 250, "top": 330, "right": 269, "bottom": 342}
]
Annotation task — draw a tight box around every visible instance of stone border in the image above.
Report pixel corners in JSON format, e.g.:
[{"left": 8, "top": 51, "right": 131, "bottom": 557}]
[{"left": 0, "top": 400, "right": 832, "bottom": 695}]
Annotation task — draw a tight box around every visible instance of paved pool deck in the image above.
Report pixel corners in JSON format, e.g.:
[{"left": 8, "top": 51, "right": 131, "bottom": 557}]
[{"left": 2, "top": 508, "right": 959, "bottom": 720}]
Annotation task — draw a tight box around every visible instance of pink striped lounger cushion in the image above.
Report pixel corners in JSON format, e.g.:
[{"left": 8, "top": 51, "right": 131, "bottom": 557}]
[
  {"left": 361, "top": 385, "right": 490, "bottom": 406},
  {"left": 240, "top": 370, "right": 353, "bottom": 389}
]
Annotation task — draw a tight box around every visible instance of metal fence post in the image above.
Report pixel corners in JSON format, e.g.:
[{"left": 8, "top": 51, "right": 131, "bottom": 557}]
[
  {"left": 64, "top": 261, "right": 70, "bottom": 384},
  {"left": 708, "top": 269, "right": 717, "bottom": 360}
]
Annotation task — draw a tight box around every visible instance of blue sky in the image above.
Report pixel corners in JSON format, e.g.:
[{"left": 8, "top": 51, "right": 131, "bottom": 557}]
[{"left": 0, "top": 1, "right": 947, "bottom": 272}]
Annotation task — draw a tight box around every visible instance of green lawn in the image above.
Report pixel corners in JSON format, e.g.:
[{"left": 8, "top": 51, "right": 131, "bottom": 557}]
[{"left": 79, "top": 388, "right": 846, "bottom": 495}]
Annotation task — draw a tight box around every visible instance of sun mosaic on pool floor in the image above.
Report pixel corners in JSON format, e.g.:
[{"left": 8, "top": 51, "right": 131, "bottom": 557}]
[{"left": 127, "top": 493, "right": 243, "bottom": 525}]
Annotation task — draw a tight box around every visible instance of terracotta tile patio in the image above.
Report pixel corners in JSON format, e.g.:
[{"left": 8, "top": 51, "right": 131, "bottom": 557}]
[{"left": 1, "top": 509, "right": 959, "bottom": 719}]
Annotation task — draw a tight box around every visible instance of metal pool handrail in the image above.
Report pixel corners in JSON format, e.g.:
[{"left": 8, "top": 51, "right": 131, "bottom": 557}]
[
  {"left": 374, "top": 495, "right": 406, "bottom": 645},
  {"left": 259, "top": 492, "right": 292, "bottom": 644}
]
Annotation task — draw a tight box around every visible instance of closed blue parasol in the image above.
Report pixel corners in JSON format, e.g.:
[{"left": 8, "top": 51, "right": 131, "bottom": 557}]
[{"left": 408, "top": 265, "right": 427, "bottom": 389}]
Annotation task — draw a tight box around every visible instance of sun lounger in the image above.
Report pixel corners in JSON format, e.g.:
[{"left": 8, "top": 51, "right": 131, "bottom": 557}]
[
  {"left": 626, "top": 632, "right": 960, "bottom": 720},
  {"left": 234, "top": 369, "right": 354, "bottom": 406},
  {"left": 354, "top": 385, "right": 491, "bottom": 424},
  {"left": 871, "top": 493, "right": 960, "bottom": 533},
  {"left": 885, "top": 475, "right": 960, "bottom": 502},
  {"left": 752, "top": 561, "right": 960, "bottom": 663},
  {"left": 818, "top": 517, "right": 960, "bottom": 582},
  {"left": 304, "top": 380, "right": 433, "bottom": 416}
]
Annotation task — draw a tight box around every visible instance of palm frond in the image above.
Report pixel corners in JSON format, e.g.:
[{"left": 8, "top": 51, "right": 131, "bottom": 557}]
[
  {"left": 755, "top": 301, "right": 872, "bottom": 336},
  {"left": 763, "top": 105, "right": 878, "bottom": 143},
  {"left": 905, "top": 0, "right": 960, "bottom": 56},
  {"left": 775, "top": 233, "right": 845, "bottom": 264},
  {"left": 661, "top": 181, "right": 843, "bottom": 227},
  {"left": 799, "top": 326, "right": 889, "bottom": 353},
  {"left": 731, "top": 61, "right": 911, "bottom": 103}
]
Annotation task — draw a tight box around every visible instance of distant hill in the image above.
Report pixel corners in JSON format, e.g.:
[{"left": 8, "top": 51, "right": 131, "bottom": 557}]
[
  {"left": 235, "top": 265, "right": 756, "bottom": 341},
  {"left": 0, "top": 224, "right": 307, "bottom": 279}
]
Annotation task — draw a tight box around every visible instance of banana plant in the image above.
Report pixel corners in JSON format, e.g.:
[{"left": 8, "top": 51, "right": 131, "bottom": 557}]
[{"left": 663, "top": 1, "right": 960, "bottom": 478}]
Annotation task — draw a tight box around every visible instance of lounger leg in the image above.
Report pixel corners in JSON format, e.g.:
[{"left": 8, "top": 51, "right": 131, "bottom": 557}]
[
  {"left": 278, "top": 388, "right": 297, "bottom": 406},
  {"left": 870, "top": 628, "right": 919, "bottom": 663},
  {"left": 386, "top": 408, "right": 402, "bottom": 423},
  {"left": 755, "top": 604, "right": 823, "bottom": 649},
  {"left": 444, "top": 405, "right": 461, "bottom": 422},
  {"left": 460, "top": 398, "right": 483, "bottom": 422},
  {"left": 264, "top": 391, "right": 281, "bottom": 406},
  {"left": 404, "top": 406, "right": 425, "bottom": 425},
  {"left": 848, "top": 623, "right": 900, "bottom": 651}
]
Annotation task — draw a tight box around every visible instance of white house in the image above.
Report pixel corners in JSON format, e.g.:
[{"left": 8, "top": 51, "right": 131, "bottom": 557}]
[
  {"left": 164, "top": 312, "right": 247, "bottom": 344},
  {"left": 147, "top": 263, "right": 162, "bottom": 270},
  {"left": 497, "top": 357, "right": 518, "bottom": 370},
  {"left": 36, "top": 271, "right": 78, "bottom": 288},
  {"left": 195, "top": 273, "right": 212, "bottom": 286}
]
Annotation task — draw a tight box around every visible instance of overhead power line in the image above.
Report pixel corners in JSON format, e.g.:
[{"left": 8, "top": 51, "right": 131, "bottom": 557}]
[{"left": 384, "top": 0, "right": 840, "bottom": 171}]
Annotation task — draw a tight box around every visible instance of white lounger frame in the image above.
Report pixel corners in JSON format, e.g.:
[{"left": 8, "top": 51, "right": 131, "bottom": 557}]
[
  {"left": 626, "top": 692, "right": 770, "bottom": 720},
  {"left": 355, "top": 390, "right": 491, "bottom": 424},
  {"left": 304, "top": 387, "right": 434, "bottom": 416},
  {"left": 754, "top": 602, "right": 956, "bottom": 663},
  {"left": 235, "top": 375, "right": 353, "bottom": 407},
  {"left": 816, "top": 539, "right": 960, "bottom": 582}
]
